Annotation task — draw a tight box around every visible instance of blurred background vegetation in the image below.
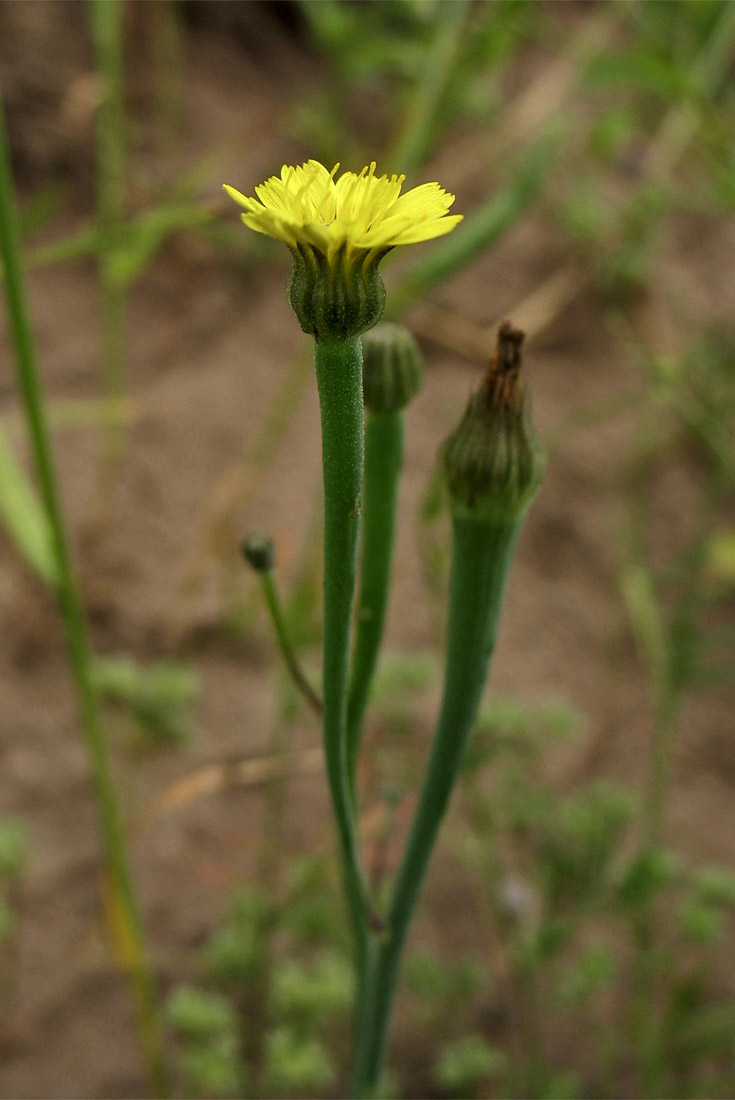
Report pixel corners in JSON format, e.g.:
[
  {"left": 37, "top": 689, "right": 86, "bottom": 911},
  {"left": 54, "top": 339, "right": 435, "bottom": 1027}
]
[{"left": 1, "top": 1, "right": 734, "bottom": 1097}]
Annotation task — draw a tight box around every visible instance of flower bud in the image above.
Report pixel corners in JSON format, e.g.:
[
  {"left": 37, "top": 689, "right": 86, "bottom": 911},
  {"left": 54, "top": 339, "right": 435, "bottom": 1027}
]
[
  {"left": 287, "top": 243, "right": 387, "bottom": 343},
  {"left": 241, "top": 533, "right": 275, "bottom": 573},
  {"left": 442, "top": 322, "right": 546, "bottom": 524},
  {"left": 361, "top": 323, "right": 424, "bottom": 413}
]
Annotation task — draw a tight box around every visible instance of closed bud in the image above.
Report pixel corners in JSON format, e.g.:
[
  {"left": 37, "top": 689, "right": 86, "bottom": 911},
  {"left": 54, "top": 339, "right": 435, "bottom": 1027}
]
[
  {"left": 241, "top": 533, "right": 275, "bottom": 573},
  {"left": 361, "top": 323, "right": 424, "bottom": 413},
  {"left": 287, "top": 243, "right": 387, "bottom": 343},
  {"left": 442, "top": 322, "right": 546, "bottom": 523}
]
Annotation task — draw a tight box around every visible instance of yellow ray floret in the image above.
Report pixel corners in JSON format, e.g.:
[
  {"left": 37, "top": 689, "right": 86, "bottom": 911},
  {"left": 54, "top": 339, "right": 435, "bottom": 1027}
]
[{"left": 224, "top": 160, "right": 463, "bottom": 257}]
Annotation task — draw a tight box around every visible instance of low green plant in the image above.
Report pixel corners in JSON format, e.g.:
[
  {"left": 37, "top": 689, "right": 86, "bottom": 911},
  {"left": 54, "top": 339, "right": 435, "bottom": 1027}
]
[
  {"left": 93, "top": 654, "right": 200, "bottom": 749},
  {"left": 0, "top": 817, "right": 29, "bottom": 946},
  {"left": 167, "top": 986, "right": 245, "bottom": 1098},
  {"left": 433, "top": 1033, "right": 506, "bottom": 1097}
]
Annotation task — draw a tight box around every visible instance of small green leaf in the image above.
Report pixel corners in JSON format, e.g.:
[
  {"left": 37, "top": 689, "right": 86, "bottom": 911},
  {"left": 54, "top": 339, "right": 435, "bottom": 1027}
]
[
  {"left": 0, "top": 817, "right": 29, "bottom": 878},
  {"left": 166, "top": 986, "right": 238, "bottom": 1042},
  {"left": 677, "top": 899, "right": 724, "bottom": 944},
  {"left": 263, "top": 1027, "right": 336, "bottom": 1092},
  {"left": 433, "top": 1034, "right": 506, "bottom": 1094}
]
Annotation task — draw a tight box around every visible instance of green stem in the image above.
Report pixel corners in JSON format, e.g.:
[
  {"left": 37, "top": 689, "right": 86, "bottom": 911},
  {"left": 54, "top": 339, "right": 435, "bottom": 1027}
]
[
  {"left": 387, "top": 0, "right": 471, "bottom": 175},
  {"left": 259, "top": 569, "right": 322, "bottom": 716},
  {"left": 351, "top": 515, "right": 520, "bottom": 1097},
  {"left": 0, "top": 100, "right": 168, "bottom": 1098},
  {"left": 89, "top": 0, "right": 128, "bottom": 461},
  {"left": 148, "top": 0, "right": 185, "bottom": 155},
  {"left": 313, "top": 337, "right": 373, "bottom": 967},
  {"left": 346, "top": 410, "right": 404, "bottom": 798}
]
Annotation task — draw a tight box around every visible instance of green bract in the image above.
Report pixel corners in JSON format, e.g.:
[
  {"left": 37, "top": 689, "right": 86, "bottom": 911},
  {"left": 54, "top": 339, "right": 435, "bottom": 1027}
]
[{"left": 286, "top": 241, "right": 387, "bottom": 342}]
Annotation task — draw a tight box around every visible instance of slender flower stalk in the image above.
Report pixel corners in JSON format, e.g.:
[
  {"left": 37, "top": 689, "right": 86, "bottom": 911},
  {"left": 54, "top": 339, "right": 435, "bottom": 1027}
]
[
  {"left": 347, "top": 324, "right": 425, "bottom": 798},
  {"left": 225, "top": 161, "right": 462, "bottom": 979},
  {"left": 314, "top": 335, "right": 375, "bottom": 960},
  {"left": 346, "top": 409, "right": 403, "bottom": 791},
  {"left": 242, "top": 533, "right": 322, "bottom": 717},
  {"left": 351, "top": 324, "right": 546, "bottom": 1097},
  {"left": 0, "top": 100, "right": 168, "bottom": 1097}
]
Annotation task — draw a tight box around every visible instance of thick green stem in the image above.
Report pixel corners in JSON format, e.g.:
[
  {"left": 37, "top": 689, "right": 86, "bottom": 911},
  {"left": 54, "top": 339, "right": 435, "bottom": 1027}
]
[
  {"left": 347, "top": 410, "right": 404, "bottom": 798},
  {"left": 313, "top": 338, "right": 372, "bottom": 967},
  {"left": 0, "top": 100, "right": 168, "bottom": 1099},
  {"left": 351, "top": 516, "right": 520, "bottom": 1097}
]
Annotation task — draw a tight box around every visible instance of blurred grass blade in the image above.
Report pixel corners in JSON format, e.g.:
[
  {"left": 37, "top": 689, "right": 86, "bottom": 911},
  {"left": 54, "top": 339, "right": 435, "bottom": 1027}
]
[
  {"left": 0, "top": 93, "right": 168, "bottom": 1097},
  {"left": 0, "top": 426, "right": 58, "bottom": 585},
  {"left": 148, "top": 0, "right": 185, "bottom": 154},
  {"left": 89, "top": 0, "right": 128, "bottom": 451},
  {"left": 388, "top": 0, "right": 472, "bottom": 176},
  {"left": 108, "top": 202, "right": 217, "bottom": 288},
  {"left": 390, "top": 140, "right": 553, "bottom": 313},
  {"left": 24, "top": 201, "right": 215, "bottom": 280},
  {"left": 620, "top": 563, "right": 669, "bottom": 693}
]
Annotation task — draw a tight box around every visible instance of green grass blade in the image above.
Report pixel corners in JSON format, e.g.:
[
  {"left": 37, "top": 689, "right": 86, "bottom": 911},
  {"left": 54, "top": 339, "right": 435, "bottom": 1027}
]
[
  {"left": 0, "top": 425, "right": 57, "bottom": 585},
  {"left": 389, "top": 140, "right": 554, "bottom": 313}
]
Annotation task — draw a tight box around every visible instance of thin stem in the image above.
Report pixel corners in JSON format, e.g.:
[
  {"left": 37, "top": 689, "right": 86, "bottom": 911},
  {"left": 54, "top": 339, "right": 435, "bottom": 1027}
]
[
  {"left": 313, "top": 337, "right": 374, "bottom": 969},
  {"left": 387, "top": 0, "right": 471, "bottom": 175},
  {"left": 148, "top": 0, "right": 185, "bottom": 156},
  {"left": 346, "top": 410, "right": 404, "bottom": 798},
  {"left": 351, "top": 516, "right": 520, "bottom": 1097},
  {"left": 259, "top": 569, "right": 322, "bottom": 716},
  {"left": 0, "top": 100, "right": 168, "bottom": 1098},
  {"left": 89, "top": 0, "right": 128, "bottom": 462}
]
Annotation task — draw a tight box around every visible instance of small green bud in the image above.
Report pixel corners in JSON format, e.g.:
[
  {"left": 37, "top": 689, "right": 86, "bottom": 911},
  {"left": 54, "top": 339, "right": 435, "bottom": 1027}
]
[
  {"left": 241, "top": 533, "right": 275, "bottom": 573},
  {"left": 287, "top": 243, "right": 388, "bottom": 343},
  {"left": 443, "top": 322, "right": 546, "bottom": 523},
  {"left": 361, "top": 323, "right": 424, "bottom": 413}
]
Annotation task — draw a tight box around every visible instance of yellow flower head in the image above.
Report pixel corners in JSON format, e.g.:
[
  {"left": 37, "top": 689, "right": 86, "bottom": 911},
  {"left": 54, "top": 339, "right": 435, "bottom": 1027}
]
[
  {"left": 223, "top": 159, "right": 462, "bottom": 261},
  {"left": 223, "top": 160, "right": 462, "bottom": 341}
]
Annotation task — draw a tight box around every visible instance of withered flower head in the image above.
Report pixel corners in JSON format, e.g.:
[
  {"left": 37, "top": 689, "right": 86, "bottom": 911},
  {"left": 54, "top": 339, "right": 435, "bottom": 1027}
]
[{"left": 443, "top": 322, "right": 546, "bottom": 523}]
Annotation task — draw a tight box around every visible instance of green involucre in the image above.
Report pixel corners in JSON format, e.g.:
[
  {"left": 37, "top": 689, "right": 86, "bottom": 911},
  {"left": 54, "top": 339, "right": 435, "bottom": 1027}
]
[
  {"left": 443, "top": 387, "right": 546, "bottom": 523},
  {"left": 288, "top": 244, "right": 388, "bottom": 343},
  {"left": 443, "top": 323, "right": 546, "bottom": 524}
]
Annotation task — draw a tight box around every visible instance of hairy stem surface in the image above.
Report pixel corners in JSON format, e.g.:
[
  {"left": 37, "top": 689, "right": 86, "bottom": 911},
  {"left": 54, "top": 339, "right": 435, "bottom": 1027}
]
[
  {"left": 314, "top": 337, "right": 372, "bottom": 971},
  {"left": 347, "top": 409, "right": 404, "bottom": 798},
  {"left": 351, "top": 516, "right": 519, "bottom": 1096}
]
